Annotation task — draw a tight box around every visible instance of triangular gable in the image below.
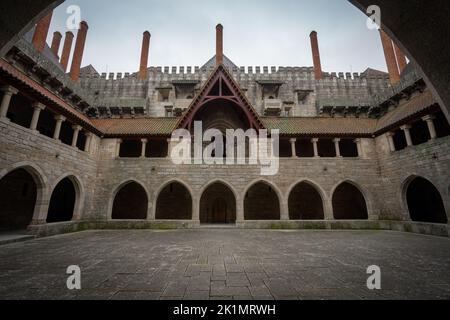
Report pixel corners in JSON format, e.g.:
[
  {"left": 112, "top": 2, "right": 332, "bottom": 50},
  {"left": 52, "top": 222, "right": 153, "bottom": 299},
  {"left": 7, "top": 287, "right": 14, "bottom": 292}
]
[{"left": 177, "top": 64, "right": 265, "bottom": 130}]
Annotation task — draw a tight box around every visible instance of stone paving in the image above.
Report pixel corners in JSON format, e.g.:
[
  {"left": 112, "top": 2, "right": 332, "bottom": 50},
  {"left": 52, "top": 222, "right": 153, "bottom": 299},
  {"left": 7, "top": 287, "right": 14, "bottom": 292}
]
[{"left": 0, "top": 229, "right": 449, "bottom": 300}]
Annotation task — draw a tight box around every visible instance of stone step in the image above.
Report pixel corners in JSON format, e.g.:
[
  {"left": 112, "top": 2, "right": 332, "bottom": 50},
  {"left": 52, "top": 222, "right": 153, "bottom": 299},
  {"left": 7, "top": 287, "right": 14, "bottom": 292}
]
[{"left": 0, "top": 232, "right": 36, "bottom": 246}]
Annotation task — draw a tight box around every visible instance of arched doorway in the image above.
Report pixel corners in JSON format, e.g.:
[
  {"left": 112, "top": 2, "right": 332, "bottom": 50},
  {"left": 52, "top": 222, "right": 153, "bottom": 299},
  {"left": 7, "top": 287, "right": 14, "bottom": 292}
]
[
  {"left": 47, "top": 177, "right": 76, "bottom": 223},
  {"left": 332, "top": 182, "right": 369, "bottom": 220},
  {"left": 156, "top": 182, "right": 192, "bottom": 220},
  {"left": 244, "top": 182, "right": 280, "bottom": 220},
  {"left": 289, "top": 182, "right": 325, "bottom": 220},
  {"left": 406, "top": 177, "right": 447, "bottom": 224},
  {"left": 112, "top": 182, "right": 148, "bottom": 220},
  {"left": 0, "top": 169, "right": 37, "bottom": 231},
  {"left": 200, "top": 182, "right": 236, "bottom": 224}
]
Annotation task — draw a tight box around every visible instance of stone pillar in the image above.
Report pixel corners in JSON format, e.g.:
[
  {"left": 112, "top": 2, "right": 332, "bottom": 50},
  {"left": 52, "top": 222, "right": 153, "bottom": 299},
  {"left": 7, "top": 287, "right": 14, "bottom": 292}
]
[
  {"left": 72, "top": 125, "right": 82, "bottom": 147},
  {"left": 141, "top": 138, "right": 148, "bottom": 158},
  {"left": 85, "top": 132, "right": 93, "bottom": 153},
  {"left": 60, "top": 31, "right": 74, "bottom": 72},
  {"left": 32, "top": 12, "right": 53, "bottom": 53},
  {"left": 236, "top": 196, "right": 244, "bottom": 223},
  {"left": 216, "top": 24, "right": 224, "bottom": 65},
  {"left": 401, "top": 125, "right": 413, "bottom": 146},
  {"left": 386, "top": 132, "right": 396, "bottom": 152},
  {"left": 310, "top": 31, "right": 323, "bottom": 80},
  {"left": 0, "top": 86, "right": 18, "bottom": 119},
  {"left": 138, "top": 31, "right": 151, "bottom": 80},
  {"left": 290, "top": 138, "right": 297, "bottom": 158},
  {"left": 333, "top": 138, "right": 341, "bottom": 157},
  {"left": 354, "top": 139, "right": 363, "bottom": 157},
  {"left": 115, "top": 139, "right": 122, "bottom": 158},
  {"left": 379, "top": 29, "right": 400, "bottom": 84},
  {"left": 50, "top": 31, "right": 62, "bottom": 57},
  {"left": 422, "top": 115, "right": 437, "bottom": 140},
  {"left": 29, "top": 102, "right": 45, "bottom": 131},
  {"left": 281, "top": 200, "right": 290, "bottom": 221},
  {"left": 53, "top": 115, "right": 66, "bottom": 140},
  {"left": 311, "top": 138, "right": 319, "bottom": 158},
  {"left": 70, "top": 21, "right": 89, "bottom": 81}
]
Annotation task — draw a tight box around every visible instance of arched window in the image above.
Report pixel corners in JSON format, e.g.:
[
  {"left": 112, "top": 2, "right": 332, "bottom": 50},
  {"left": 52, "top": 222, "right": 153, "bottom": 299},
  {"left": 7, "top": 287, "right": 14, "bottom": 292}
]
[
  {"left": 332, "top": 182, "right": 368, "bottom": 220},
  {"left": 47, "top": 177, "right": 77, "bottom": 223},
  {"left": 112, "top": 182, "right": 148, "bottom": 220},
  {"left": 200, "top": 183, "right": 236, "bottom": 224},
  {"left": 156, "top": 182, "right": 192, "bottom": 220},
  {"left": 289, "top": 182, "right": 324, "bottom": 220},
  {"left": 244, "top": 182, "right": 280, "bottom": 220}
]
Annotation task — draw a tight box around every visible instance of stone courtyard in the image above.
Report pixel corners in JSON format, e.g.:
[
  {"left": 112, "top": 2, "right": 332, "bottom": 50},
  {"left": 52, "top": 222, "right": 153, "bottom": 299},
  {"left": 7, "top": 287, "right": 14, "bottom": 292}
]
[{"left": 0, "top": 229, "right": 449, "bottom": 300}]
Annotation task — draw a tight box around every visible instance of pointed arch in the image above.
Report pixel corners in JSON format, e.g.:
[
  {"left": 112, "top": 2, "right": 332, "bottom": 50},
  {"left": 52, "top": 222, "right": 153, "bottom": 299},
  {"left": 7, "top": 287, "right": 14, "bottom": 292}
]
[
  {"left": 332, "top": 180, "right": 369, "bottom": 220},
  {"left": 199, "top": 180, "right": 237, "bottom": 224},
  {"left": 243, "top": 180, "right": 282, "bottom": 220},
  {"left": 47, "top": 174, "right": 84, "bottom": 223},
  {"left": 288, "top": 180, "right": 325, "bottom": 220},
  {"left": 109, "top": 179, "right": 149, "bottom": 220},
  {"left": 155, "top": 179, "right": 193, "bottom": 220}
]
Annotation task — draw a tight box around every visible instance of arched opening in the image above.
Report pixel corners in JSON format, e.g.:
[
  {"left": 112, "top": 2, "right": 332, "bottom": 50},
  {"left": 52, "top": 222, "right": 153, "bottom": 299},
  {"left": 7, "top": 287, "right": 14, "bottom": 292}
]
[
  {"left": 112, "top": 182, "right": 148, "bottom": 220},
  {"left": 0, "top": 169, "right": 37, "bottom": 231},
  {"left": 244, "top": 182, "right": 280, "bottom": 220},
  {"left": 332, "top": 182, "right": 369, "bottom": 220},
  {"left": 156, "top": 182, "right": 192, "bottom": 220},
  {"left": 406, "top": 177, "right": 447, "bottom": 224},
  {"left": 200, "top": 183, "right": 236, "bottom": 224},
  {"left": 47, "top": 177, "right": 76, "bottom": 223},
  {"left": 289, "top": 182, "right": 324, "bottom": 220}
]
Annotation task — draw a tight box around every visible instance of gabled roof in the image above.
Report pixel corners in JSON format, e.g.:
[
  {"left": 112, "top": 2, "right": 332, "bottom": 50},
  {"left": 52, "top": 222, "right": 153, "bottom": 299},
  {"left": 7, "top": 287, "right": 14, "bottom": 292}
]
[
  {"left": 177, "top": 64, "right": 265, "bottom": 130},
  {"left": 202, "top": 55, "right": 238, "bottom": 70},
  {"left": 361, "top": 68, "right": 389, "bottom": 78}
]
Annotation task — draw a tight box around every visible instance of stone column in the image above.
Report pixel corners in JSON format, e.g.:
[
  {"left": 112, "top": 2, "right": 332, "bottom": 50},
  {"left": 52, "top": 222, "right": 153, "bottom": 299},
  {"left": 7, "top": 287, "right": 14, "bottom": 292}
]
[
  {"left": 72, "top": 125, "right": 82, "bottom": 147},
  {"left": 53, "top": 115, "right": 66, "bottom": 140},
  {"left": 29, "top": 102, "right": 46, "bottom": 131},
  {"left": 290, "top": 138, "right": 297, "bottom": 158},
  {"left": 311, "top": 138, "right": 319, "bottom": 158},
  {"left": 141, "top": 138, "right": 148, "bottom": 158},
  {"left": 0, "top": 86, "right": 18, "bottom": 119},
  {"left": 333, "top": 138, "right": 342, "bottom": 157},
  {"left": 401, "top": 125, "right": 413, "bottom": 146},
  {"left": 85, "top": 132, "right": 93, "bottom": 153},
  {"left": 115, "top": 139, "right": 122, "bottom": 158},
  {"left": 422, "top": 115, "right": 437, "bottom": 140},
  {"left": 386, "top": 132, "right": 396, "bottom": 152},
  {"left": 236, "top": 196, "right": 244, "bottom": 224},
  {"left": 354, "top": 139, "right": 363, "bottom": 157}
]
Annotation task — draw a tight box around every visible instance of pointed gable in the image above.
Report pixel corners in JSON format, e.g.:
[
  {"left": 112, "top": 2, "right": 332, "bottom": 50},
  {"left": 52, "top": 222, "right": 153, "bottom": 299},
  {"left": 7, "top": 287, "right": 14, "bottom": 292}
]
[{"left": 177, "top": 64, "right": 265, "bottom": 130}]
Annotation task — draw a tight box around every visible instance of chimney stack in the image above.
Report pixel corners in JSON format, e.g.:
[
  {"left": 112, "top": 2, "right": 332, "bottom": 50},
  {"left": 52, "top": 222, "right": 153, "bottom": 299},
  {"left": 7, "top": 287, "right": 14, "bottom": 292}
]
[
  {"left": 138, "top": 31, "right": 151, "bottom": 80},
  {"left": 393, "top": 43, "right": 407, "bottom": 74},
  {"left": 379, "top": 29, "right": 400, "bottom": 84},
  {"left": 60, "top": 31, "right": 74, "bottom": 72},
  {"left": 310, "top": 31, "right": 323, "bottom": 80},
  {"left": 216, "top": 24, "right": 224, "bottom": 65},
  {"left": 70, "top": 21, "right": 89, "bottom": 81},
  {"left": 32, "top": 12, "right": 53, "bottom": 52},
  {"left": 50, "top": 31, "right": 62, "bottom": 57}
]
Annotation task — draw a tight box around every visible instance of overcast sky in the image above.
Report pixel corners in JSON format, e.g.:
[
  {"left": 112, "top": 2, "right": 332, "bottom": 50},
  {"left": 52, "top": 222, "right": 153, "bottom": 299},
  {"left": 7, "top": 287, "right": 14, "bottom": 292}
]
[{"left": 45, "top": 0, "right": 387, "bottom": 74}]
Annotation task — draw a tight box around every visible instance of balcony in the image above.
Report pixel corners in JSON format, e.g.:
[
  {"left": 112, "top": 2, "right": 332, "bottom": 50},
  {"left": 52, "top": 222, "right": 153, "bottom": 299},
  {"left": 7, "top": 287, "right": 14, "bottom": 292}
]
[{"left": 264, "top": 99, "right": 283, "bottom": 116}]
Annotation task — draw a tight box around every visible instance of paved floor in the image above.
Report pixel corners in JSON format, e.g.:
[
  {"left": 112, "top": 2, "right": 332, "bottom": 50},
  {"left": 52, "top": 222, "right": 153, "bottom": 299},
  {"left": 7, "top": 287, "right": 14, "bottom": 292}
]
[{"left": 0, "top": 229, "right": 449, "bottom": 300}]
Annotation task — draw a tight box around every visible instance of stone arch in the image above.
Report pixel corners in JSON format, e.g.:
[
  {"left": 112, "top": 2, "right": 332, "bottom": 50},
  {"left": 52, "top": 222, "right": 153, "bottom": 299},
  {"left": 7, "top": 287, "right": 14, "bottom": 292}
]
[
  {"left": 199, "top": 180, "right": 238, "bottom": 224},
  {"left": 0, "top": 162, "right": 48, "bottom": 230},
  {"left": 243, "top": 180, "right": 282, "bottom": 220},
  {"left": 155, "top": 179, "right": 193, "bottom": 220},
  {"left": 287, "top": 180, "right": 325, "bottom": 220},
  {"left": 402, "top": 175, "right": 447, "bottom": 224},
  {"left": 46, "top": 174, "right": 83, "bottom": 223},
  {"left": 110, "top": 179, "right": 149, "bottom": 220},
  {"left": 331, "top": 180, "right": 369, "bottom": 220}
]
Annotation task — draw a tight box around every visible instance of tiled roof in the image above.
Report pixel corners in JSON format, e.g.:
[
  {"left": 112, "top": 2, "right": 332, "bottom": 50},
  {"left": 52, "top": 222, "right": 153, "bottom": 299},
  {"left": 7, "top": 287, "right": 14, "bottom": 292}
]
[
  {"left": 263, "top": 117, "right": 377, "bottom": 137},
  {"left": 375, "top": 90, "right": 438, "bottom": 133},
  {"left": 91, "top": 118, "right": 179, "bottom": 136}
]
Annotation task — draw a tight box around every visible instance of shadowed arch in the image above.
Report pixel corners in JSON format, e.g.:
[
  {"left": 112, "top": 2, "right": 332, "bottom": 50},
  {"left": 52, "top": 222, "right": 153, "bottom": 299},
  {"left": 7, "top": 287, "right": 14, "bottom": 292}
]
[
  {"left": 155, "top": 181, "right": 193, "bottom": 220},
  {"left": 47, "top": 175, "right": 82, "bottom": 223},
  {"left": 332, "top": 181, "right": 369, "bottom": 220},
  {"left": 200, "top": 181, "right": 237, "bottom": 224},
  {"left": 288, "top": 181, "right": 325, "bottom": 220},
  {"left": 244, "top": 180, "right": 281, "bottom": 220},
  {"left": 111, "top": 180, "right": 149, "bottom": 220}
]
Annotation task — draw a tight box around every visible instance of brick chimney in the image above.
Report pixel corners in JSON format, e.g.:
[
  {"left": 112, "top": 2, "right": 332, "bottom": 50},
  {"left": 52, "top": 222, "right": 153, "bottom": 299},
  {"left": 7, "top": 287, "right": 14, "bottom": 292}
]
[
  {"left": 60, "top": 31, "right": 74, "bottom": 72},
  {"left": 138, "top": 31, "right": 151, "bottom": 80},
  {"left": 32, "top": 12, "right": 53, "bottom": 53},
  {"left": 379, "top": 29, "right": 400, "bottom": 84},
  {"left": 70, "top": 21, "right": 89, "bottom": 81},
  {"left": 393, "top": 43, "right": 407, "bottom": 74},
  {"left": 50, "top": 31, "right": 62, "bottom": 57},
  {"left": 216, "top": 24, "right": 224, "bottom": 65},
  {"left": 310, "top": 31, "right": 323, "bottom": 80}
]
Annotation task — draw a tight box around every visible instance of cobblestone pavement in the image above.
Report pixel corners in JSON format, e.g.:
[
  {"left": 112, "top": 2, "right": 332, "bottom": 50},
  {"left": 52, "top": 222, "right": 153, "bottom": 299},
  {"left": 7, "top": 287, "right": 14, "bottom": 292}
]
[{"left": 0, "top": 229, "right": 449, "bottom": 300}]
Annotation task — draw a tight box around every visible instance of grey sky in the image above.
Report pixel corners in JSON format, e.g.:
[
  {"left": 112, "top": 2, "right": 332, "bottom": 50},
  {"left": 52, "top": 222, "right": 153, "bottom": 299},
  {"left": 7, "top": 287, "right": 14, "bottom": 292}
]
[{"left": 46, "top": 0, "right": 387, "bottom": 74}]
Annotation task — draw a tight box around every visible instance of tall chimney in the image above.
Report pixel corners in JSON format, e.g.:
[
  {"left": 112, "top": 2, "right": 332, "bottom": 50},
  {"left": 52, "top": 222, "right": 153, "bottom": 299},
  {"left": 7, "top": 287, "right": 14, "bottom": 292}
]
[
  {"left": 216, "top": 24, "right": 224, "bottom": 65},
  {"left": 32, "top": 12, "right": 53, "bottom": 52},
  {"left": 310, "top": 31, "right": 323, "bottom": 80},
  {"left": 379, "top": 29, "right": 400, "bottom": 84},
  {"left": 50, "top": 31, "right": 62, "bottom": 57},
  {"left": 70, "top": 21, "right": 89, "bottom": 81},
  {"left": 393, "top": 43, "right": 407, "bottom": 74},
  {"left": 60, "top": 31, "right": 74, "bottom": 72},
  {"left": 138, "top": 31, "right": 151, "bottom": 80}
]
